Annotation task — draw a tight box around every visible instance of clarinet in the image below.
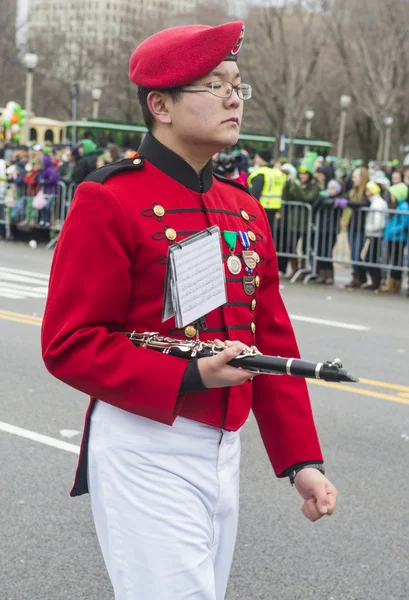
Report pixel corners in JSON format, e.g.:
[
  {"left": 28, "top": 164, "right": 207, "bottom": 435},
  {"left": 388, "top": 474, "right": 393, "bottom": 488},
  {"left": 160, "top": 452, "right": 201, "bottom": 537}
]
[{"left": 123, "top": 332, "right": 359, "bottom": 383}]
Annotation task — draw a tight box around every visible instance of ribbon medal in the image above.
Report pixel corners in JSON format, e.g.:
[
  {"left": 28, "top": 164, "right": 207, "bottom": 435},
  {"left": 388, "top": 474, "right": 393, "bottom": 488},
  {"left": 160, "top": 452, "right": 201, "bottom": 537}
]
[
  {"left": 238, "top": 231, "right": 257, "bottom": 273},
  {"left": 223, "top": 231, "right": 242, "bottom": 275}
]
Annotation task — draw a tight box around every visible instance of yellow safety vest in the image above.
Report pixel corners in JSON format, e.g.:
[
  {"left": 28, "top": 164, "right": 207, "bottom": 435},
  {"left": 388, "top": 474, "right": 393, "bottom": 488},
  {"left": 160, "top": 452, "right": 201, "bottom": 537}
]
[{"left": 249, "top": 166, "right": 287, "bottom": 209}]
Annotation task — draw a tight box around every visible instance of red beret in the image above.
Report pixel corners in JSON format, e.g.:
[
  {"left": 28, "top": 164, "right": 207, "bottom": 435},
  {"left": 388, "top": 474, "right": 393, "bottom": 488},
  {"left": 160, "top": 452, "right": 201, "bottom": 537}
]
[{"left": 129, "top": 21, "right": 244, "bottom": 89}]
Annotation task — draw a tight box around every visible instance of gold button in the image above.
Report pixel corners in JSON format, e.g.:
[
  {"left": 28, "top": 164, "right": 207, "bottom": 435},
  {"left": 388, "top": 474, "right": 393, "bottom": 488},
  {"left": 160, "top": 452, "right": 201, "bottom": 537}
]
[
  {"left": 255, "top": 275, "right": 260, "bottom": 288},
  {"left": 184, "top": 325, "right": 197, "bottom": 338},
  {"left": 133, "top": 158, "right": 142, "bottom": 165},
  {"left": 248, "top": 231, "right": 256, "bottom": 242},
  {"left": 153, "top": 205, "right": 165, "bottom": 217},
  {"left": 251, "top": 322, "right": 256, "bottom": 334},
  {"left": 165, "top": 228, "right": 177, "bottom": 241},
  {"left": 241, "top": 210, "right": 250, "bottom": 221},
  {"left": 251, "top": 298, "right": 257, "bottom": 311},
  {"left": 254, "top": 252, "right": 260, "bottom": 263}
]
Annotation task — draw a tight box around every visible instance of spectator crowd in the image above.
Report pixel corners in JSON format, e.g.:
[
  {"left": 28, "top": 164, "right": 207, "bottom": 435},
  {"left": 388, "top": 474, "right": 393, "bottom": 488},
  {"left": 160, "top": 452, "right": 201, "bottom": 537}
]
[{"left": 1, "top": 139, "right": 409, "bottom": 296}]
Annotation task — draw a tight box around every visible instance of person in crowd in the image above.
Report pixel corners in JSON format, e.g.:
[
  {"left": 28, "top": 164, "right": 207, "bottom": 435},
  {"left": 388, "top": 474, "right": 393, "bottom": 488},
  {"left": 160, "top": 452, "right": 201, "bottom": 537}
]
[
  {"left": 22, "top": 154, "right": 42, "bottom": 225},
  {"left": 391, "top": 170, "right": 403, "bottom": 185},
  {"left": 314, "top": 156, "right": 333, "bottom": 185},
  {"left": 213, "top": 152, "right": 248, "bottom": 187},
  {"left": 312, "top": 179, "right": 345, "bottom": 285},
  {"left": 403, "top": 166, "right": 409, "bottom": 187},
  {"left": 361, "top": 181, "right": 388, "bottom": 291},
  {"left": 315, "top": 166, "right": 328, "bottom": 192},
  {"left": 232, "top": 148, "right": 249, "bottom": 180},
  {"left": 96, "top": 143, "right": 122, "bottom": 168},
  {"left": 276, "top": 163, "right": 297, "bottom": 276},
  {"left": 248, "top": 149, "right": 286, "bottom": 235},
  {"left": 372, "top": 171, "right": 391, "bottom": 202},
  {"left": 284, "top": 165, "right": 320, "bottom": 280},
  {"left": 380, "top": 182, "right": 409, "bottom": 294},
  {"left": 0, "top": 148, "right": 6, "bottom": 239},
  {"left": 72, "top": 139, "right": 98, "bottom": 184},
  {"left": 7, "top": 150, "right": 29, "bottom": 189},
  {"left": 37, "top": 154, "right": 60, "bottom": 227},
  {"left": 57, "top": 148, "right": 76, "bottom": 185},
  {"left": 341, "top": 167, "right": 370, "bottom": 288}
]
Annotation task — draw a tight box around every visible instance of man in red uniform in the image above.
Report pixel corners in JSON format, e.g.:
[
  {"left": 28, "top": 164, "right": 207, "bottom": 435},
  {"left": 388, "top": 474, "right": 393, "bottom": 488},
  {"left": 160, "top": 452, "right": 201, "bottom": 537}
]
[{"left": 41, "top": 21, "right": 337, "bottom": 600}]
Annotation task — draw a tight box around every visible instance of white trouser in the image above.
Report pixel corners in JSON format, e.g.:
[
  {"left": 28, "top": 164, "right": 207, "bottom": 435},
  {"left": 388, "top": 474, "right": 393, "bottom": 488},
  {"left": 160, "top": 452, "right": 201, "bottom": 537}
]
[{"left": 87, "top": 400, "right": 241, "bottom": 600}]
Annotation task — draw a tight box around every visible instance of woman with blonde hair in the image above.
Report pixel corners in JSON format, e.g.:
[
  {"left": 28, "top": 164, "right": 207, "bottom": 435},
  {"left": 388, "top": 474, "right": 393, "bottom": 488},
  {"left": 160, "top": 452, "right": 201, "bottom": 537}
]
[{"left": 335, "top": 167, "right": 370, "bottom": 288}]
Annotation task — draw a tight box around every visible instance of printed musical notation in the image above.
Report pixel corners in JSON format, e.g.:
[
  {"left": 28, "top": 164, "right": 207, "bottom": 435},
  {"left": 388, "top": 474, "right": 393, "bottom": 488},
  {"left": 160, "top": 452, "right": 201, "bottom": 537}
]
[{"left": 162, "top": 226, "right": 227, "bottom": 328}]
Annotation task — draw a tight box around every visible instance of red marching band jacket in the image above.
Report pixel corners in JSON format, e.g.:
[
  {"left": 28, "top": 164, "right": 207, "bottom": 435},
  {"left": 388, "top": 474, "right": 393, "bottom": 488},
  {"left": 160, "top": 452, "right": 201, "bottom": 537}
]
[{"left": 41, "top": 134, "right": 323, "bottom": 496}]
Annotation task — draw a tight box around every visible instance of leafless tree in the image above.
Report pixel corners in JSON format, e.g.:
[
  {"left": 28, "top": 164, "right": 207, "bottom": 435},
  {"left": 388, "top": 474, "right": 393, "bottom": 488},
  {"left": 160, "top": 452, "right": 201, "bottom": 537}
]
[
  {"left": 0, "top": 0, "right": 25, "bottom": 107},
  {"left": 328, "top": 0, "right": 409, "bottom": 161},
  {"left": 239, "top": 0, "right": 327, "bottom": 158}
]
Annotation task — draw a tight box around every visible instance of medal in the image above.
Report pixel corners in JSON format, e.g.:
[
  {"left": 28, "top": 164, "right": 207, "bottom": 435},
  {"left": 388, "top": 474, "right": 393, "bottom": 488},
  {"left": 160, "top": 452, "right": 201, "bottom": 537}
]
[
  {"left": 243, "top": 275, "right": 256, "bottom": 295},
  {"left": 242, "top": 250, "right": 257, "bottom": 270},
  {"left": 227, "top": 255, "right": 242, "bottom": 275},
  {"left": 238, "top": 232, "right": 256, "bottom": 273},
  {"left": 223, "top": 231, "right": 242, "bottom": 275}
]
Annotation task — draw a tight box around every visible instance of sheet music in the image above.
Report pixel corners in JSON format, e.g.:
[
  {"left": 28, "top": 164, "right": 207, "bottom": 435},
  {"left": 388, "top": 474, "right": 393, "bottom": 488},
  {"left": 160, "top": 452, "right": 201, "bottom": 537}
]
[{"left": 162, "top": 226, "right": 227, "bottom": 328}]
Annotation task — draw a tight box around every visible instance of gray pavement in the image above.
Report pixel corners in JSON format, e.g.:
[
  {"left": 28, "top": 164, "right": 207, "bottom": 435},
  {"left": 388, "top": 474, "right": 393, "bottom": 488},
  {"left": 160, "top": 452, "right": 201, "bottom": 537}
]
[{"left": 1, "top": 240, "right": 409, "bottom": 600}]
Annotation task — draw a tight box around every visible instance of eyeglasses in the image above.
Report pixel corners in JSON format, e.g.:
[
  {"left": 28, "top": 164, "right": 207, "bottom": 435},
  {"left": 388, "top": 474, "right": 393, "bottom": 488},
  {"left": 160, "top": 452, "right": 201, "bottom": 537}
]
[{"left": 179, "top": 80, "right": 252, "bottom": 100}]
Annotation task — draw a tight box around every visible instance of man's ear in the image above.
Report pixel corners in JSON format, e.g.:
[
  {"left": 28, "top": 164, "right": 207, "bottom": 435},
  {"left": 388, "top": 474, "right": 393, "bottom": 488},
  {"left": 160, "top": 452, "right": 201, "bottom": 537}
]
[{"left": 147, "top": 91, "right": 172, "bottom": 126}]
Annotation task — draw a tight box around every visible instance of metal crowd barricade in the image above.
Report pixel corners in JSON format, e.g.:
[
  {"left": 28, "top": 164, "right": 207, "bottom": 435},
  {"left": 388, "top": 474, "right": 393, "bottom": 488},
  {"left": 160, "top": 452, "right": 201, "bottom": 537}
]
[
  {"left": 271, "top": 201, "right": 314, "bottom": 282},
  {"left": 0, "top": 181, "right": 69, "bottom": 242},
  {"left": 45, "top": 181, "right": 77, "bottom": 249},
  {"left": 310, "top": 205, "right": 409, "bottom": 284}
]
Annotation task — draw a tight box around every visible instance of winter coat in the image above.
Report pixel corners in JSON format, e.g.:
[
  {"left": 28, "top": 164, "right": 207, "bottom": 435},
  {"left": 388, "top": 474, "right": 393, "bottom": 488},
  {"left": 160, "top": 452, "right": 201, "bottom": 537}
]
[
  {"left": 383, "top": 199, "right": 409, "bottom": 243},
  {"left": 313, "top": 191, "right": 345, "bottom": 235},
  {"left": 346, "top": 190, "right": 370, "bottom": 233},
  {"left": 22, "top": 169, "right": 41, "bottom": 196},
  {"left": 72, "top": 154, "right": 98, "bottom": 185},
  {"left": 39, "top": 155, "right": 59, "bottom": 194},
  {"left": 365, "top": 194, "right": 388, "bottom": 238},
  {"left": 285, "top": 179, "right": 320, "bottom": 233}
]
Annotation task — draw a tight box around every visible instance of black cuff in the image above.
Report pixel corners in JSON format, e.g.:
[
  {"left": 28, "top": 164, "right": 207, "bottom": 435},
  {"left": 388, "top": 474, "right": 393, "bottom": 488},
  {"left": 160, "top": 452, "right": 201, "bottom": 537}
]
[
  {"left": 282, "top": 460, "right": 324, "bottom": 478},
  {"left": 179, "top": 357, "right": 208, "bottom": 395}
]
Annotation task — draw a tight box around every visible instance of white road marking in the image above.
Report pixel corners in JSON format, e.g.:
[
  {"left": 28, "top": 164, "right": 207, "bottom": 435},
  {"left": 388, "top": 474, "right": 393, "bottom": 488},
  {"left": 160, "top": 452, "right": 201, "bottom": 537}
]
[
  {"left": 60, "top": 429, "right": 81, "bottom": 438},
  {"left": 0, "top": 267, "right": 369, "bottom": 333},
  {"left": 0, "top": 267, "right": 49, "bottom": 300},
  {"left": 0, "top": 421, "right": 80, "bottom": 454},
  {"left": 289, "top": 314, "right": 369, "bottom": 331},
  {"left": 0, "top": 266, "right": 50, "bottom": 279}
]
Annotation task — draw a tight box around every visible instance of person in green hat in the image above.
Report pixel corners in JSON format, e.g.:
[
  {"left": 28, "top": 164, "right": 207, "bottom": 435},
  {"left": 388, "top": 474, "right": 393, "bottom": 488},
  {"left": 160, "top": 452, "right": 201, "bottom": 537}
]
[
  {"left": 283, "top": 165, "right": 320, "bottom": 278},
  {"left": 380, "top": 182, "right": 409, "bottom": 293},
  {"left": 72, "top": 139, "right": 99, "bottom": 184}
]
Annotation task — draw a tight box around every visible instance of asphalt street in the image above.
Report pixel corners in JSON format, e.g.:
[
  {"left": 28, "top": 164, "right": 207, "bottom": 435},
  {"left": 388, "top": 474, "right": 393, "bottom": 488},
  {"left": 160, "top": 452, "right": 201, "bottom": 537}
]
[{"left": 1, "top": 240, "right": 409, "bottom": 600}]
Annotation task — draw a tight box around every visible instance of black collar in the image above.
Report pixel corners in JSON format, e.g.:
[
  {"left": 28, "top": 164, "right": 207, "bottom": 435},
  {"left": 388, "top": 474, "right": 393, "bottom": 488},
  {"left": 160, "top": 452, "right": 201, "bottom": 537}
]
[{"left": 138, "top": 132, "right": 213, "bottom": 193}]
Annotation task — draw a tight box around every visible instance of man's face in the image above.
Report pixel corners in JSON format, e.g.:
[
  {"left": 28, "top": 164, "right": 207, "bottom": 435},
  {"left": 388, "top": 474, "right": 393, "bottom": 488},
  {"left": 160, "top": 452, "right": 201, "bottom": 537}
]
[{"left": 166, "top": 60, "right": 244, "bottom": 153}]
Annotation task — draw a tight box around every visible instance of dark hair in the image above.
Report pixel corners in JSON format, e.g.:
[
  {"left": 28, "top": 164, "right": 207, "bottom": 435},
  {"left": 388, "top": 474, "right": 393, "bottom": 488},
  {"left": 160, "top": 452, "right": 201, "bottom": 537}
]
[
  {"left": 106, "top": 143, "right": 121, "bottom": 162},
  {"left": 137, "top": 87, "right": 182, "bottom": 131}
]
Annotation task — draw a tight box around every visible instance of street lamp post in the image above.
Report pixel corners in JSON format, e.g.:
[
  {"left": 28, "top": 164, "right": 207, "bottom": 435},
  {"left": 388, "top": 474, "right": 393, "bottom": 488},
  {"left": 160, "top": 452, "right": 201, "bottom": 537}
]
[
  {"left": 22, "top": 52, "right": 38, "bottom": 145},
  {"left": 71, "top": 81, "right": 79, "bottom": 147},
  {"left": 91, "top": 88, "right": 102, "bottom": 119},
  {"left": 304, "top": 109, "right": 315, "bottom": 154},
  {"left": 336, "top": 94, "right": 351, "bottom": 159},
  {"left": 383, "top": 116, "right": 394, "bottom": 163}
]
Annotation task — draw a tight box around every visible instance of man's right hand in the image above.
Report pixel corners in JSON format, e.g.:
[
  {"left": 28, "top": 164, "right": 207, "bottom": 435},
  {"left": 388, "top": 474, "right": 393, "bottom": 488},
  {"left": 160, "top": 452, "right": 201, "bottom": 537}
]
[{"left": 197, "top": 339, "right": 257, "bottom": 389}]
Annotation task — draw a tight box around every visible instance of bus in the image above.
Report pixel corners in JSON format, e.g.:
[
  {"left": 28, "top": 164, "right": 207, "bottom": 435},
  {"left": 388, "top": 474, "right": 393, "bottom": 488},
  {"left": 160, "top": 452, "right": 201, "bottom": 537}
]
[{"left": 66, "top": 118, "right": 332, "bottom": 158}]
